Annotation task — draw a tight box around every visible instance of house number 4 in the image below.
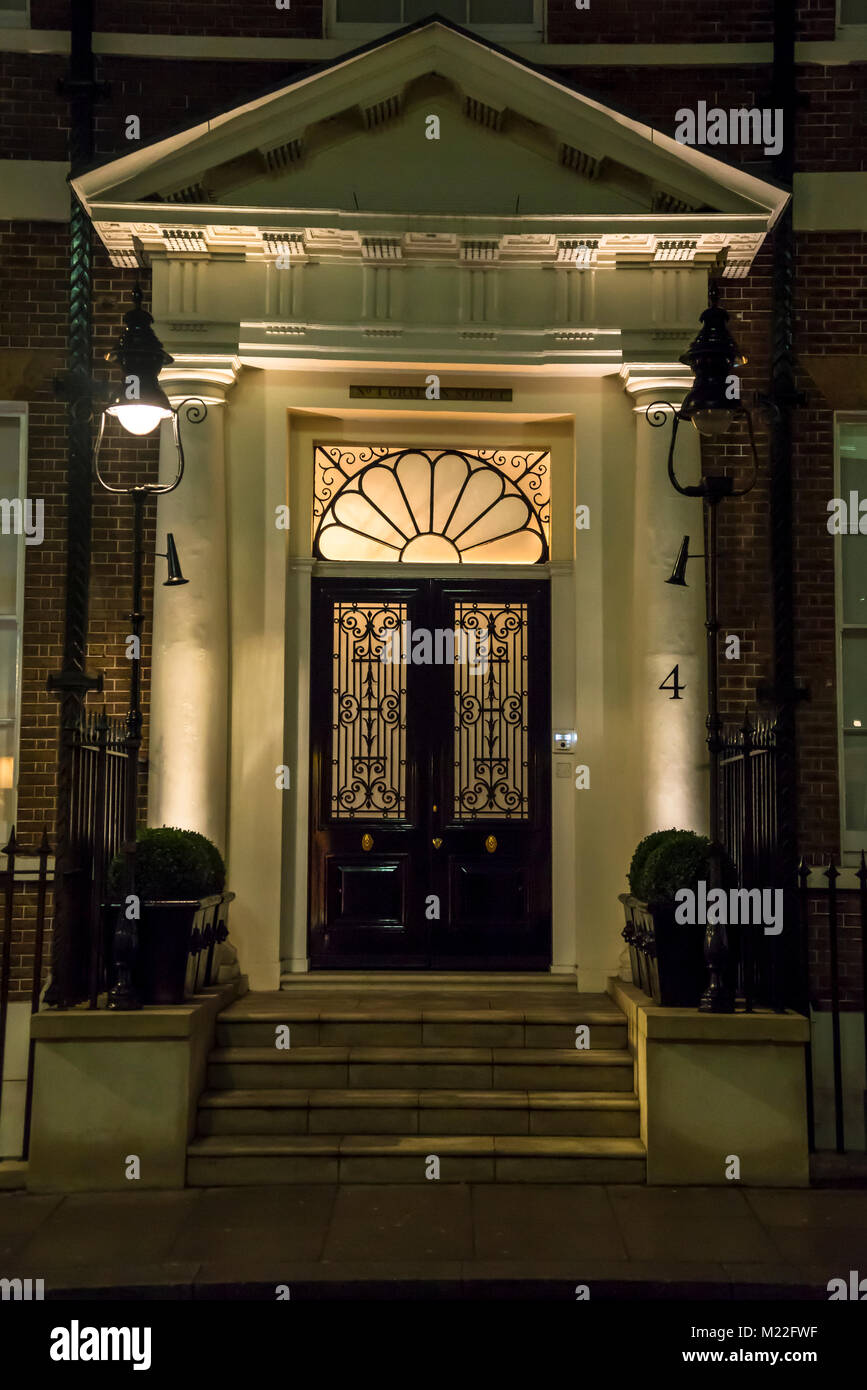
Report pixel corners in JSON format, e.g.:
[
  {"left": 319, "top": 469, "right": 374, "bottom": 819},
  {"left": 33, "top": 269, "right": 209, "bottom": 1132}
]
[{"left": 659, "top": 665, "right": 685, "bottom": 700}]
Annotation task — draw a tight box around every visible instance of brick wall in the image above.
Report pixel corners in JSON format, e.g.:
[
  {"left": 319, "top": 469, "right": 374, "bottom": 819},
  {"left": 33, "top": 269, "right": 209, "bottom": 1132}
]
[
  {"left": 806, "top": 890, "right": 865, "bottom": 1011},
  {"left": 26, "top": 0, "right": 841, "bottom": 44},
  {"left": 548, "top": 0, "right": 778, "bottom": 45},
  {"left": 0, "top": 54, "right": 307, "bottom": 161},
  {"left": 32, "top": 1, "right": 323, "bottom": 39},
  {"left": 0, "top": 222, "right": 158, "bottom": 995}
]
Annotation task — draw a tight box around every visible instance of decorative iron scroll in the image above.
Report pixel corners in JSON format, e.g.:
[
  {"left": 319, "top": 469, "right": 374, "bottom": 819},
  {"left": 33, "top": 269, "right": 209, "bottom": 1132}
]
[
  {"left": 453, "top": 601, "right": 528, "bottom": 820},
  {"left": 314, "top": 445, "right": 549, "bottom": 564},
  {"left": 331, "top": 601, "right": 407, "bottom": 819}
]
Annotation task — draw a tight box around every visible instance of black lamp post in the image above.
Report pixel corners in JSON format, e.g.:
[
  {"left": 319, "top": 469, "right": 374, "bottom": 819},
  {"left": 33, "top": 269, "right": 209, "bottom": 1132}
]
[
  {"left": 95, "top": 284, "right": 204, "bottom": 1010},
  {"left": 647, "top": 283, "right": 761, "bottom": 1013}
]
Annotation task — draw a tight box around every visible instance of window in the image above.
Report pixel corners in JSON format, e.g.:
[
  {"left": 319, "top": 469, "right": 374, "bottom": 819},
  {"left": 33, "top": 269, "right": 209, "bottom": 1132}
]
[
  {"left": 836, "top": 418, "right": 867, "bottom": 854},
  {"left": 0, "top": 0, "right": 29, "bottom": 27},
  {"left": 839, "top": 0, "right": 867, "bottom": 25},
  {"left": 313, "top": 445, "right": 550, "bottom": 563},
  {"left": 0, "top": 408, "right": 27, "bottom": 848},
  {"left": 328, "top": 0, "right": 542, "bottom": 40}
]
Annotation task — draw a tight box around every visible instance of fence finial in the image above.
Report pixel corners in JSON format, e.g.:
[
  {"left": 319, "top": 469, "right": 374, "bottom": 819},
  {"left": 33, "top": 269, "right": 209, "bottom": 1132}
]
[{"left": 2, "top": 825, "right": 17, "bottom": 858}]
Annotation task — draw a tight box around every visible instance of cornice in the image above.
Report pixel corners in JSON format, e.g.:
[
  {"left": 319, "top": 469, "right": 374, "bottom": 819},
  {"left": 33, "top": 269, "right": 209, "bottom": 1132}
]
[{"left": 94, "top": 215, "right": 766, "bottom": 278}]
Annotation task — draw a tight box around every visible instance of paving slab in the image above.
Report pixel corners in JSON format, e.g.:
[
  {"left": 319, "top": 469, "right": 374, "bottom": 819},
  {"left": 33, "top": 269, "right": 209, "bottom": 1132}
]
[
  {"left": 323, "top": 1183, "right": 474, "bottom": 1260},
  {"left": 168, "top": 1184, "right": 337, "bottom": 1261},
  {"left": 471, "top": 1183, "right": 626, "bottom": 1259},
  {"left": 0, "top": 1179, "right": 863, "bottom": 1297},
  {"left": 0, "top": 1191, "right": 63, "bottom": 1255},
  {"left": 745, "top": 1188, "right": 867, "bottom": 1228},
  {"left": 16, "top": 1190, "right": 200, "bottom": 1267},
  {"left": 607, "top": 1186, "right": 780, "bottom": 1263}
]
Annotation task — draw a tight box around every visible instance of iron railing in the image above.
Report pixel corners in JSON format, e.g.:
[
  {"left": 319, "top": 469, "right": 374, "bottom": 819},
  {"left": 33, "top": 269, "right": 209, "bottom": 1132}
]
[
  {"left": 718, "top": 713, "right": 790, "bottom": 1011},
  {"left": 0, "top": 830, "right": 52, "bottom": 1160},
  {"left": 67, "top": 708, "right": 128, "bottom": 1007},
  {"left": 798, "top": 856, "right": 867, "bottom": 1155}
]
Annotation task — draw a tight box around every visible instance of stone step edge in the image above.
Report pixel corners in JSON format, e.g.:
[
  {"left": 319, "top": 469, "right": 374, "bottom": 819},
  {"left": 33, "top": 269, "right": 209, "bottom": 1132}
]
[
  {"left": 187, "top": 1135, "right": 647, "bottom": 1157},
  {"left": 279, "top": 973, "right": 574, "bottom": 984},
  {"left": 199, "top": 1088, "right": 640, "bottom": 1109},
  {"left": 218, "top": 1011, "right": 626, "bottom": 1025},
  {"left": 208, "top": 1047, "right": 634, "bottom": 1064}
]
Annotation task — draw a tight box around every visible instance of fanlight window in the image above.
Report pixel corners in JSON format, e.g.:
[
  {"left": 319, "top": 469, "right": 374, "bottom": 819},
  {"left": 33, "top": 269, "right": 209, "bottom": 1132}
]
[{"left": 313, "top": 445, "right": 550, "bottom": 564}]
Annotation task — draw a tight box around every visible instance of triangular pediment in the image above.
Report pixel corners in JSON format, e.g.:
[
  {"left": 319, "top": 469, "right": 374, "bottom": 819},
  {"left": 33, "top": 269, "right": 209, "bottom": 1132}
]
[{"left": 73, "top": 18, "right": 788, "bottom": 272}]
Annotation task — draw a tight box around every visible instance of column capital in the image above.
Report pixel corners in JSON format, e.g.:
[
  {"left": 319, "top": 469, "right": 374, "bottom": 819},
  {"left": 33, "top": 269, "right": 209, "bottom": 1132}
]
[
  {"left": 619, "top": 363, "right": 694, "bottom": 412},
  {"left": 159, "top": 354, "right": 242, "bottom": 407}
]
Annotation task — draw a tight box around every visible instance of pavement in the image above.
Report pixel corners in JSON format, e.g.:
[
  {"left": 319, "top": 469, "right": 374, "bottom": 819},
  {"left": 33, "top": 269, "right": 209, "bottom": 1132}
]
[{"left": 1, "top": 1181, "right": 866, "bottom": 1299}]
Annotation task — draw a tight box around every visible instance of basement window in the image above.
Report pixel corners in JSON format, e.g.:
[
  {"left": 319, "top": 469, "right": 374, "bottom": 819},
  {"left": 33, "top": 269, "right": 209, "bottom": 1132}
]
[
  {"left": 0, "top": 407, "right": 27, "bottom": 849},
  {"left": 835, "top": 417, "right": 867, "bottom": 857},
  {"left": 0, "top": 0, "right": 28, "bottom": 25},
  {"left": 328, "top": 0, "right": 542, "bottom": 42},
  {"left": 838, "top": 0, "right": 867, "bottom": 25}
]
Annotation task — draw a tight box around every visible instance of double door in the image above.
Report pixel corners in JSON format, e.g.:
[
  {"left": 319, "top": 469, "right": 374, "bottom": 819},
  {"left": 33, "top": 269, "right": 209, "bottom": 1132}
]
[{"left": 309, "top": 577, "right": 551, "bottom": 968}]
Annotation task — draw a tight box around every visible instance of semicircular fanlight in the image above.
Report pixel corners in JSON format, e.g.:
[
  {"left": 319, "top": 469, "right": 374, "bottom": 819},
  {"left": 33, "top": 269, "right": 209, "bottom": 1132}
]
[{"left": 314, "top": 445, "right": 549, "bottom": 563}]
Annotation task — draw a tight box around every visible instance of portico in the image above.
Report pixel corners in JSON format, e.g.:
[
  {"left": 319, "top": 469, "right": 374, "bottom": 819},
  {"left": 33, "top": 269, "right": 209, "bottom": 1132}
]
[{"left": 70, "top": 19, "right": 788, "bottom": 991}]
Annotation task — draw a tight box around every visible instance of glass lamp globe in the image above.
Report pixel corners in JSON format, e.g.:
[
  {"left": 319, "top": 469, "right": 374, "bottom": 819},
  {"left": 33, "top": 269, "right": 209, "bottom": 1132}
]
[{"left": 106, "top": 401, "right": 173, "bottom": 436}]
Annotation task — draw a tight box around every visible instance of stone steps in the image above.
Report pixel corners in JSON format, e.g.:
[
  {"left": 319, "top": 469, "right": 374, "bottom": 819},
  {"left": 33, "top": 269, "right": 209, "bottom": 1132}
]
[
  {"left": 206, "top": 1045, "right": 636, "bottom": 1092},
  {"left": 189, "top": 985, "right": 645, "bottom": 1184},
  {"left": 186, "top": 1133, "right": 646, "bottom": 1185},
  {"left": 215, "top": 1013, "right": 627, "bottom": 1050},
  {"left": 197, "top": 1087, "right": 641, "bottom": 1137}
]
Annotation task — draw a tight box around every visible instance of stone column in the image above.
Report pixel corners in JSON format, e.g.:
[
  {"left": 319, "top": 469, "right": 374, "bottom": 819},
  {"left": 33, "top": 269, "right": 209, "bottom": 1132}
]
[
  {"left": 622, "top": 368, "right": 709, "bottom": 837},
  {"left": 147, "top": 360, "right": 239, "bottom": 854}
]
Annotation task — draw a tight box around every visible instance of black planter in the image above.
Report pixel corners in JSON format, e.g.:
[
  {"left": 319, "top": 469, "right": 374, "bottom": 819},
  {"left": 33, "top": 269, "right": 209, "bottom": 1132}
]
[
  {"left": 140, "top": 903, "right": 199, "bottom": 1005},
  {"left": 103, "top": 891, "right": 234, "bottom": 1005},
  {"left": 620, "top": 894, "right": 707, "bottom": 1007},
  {"left": 619, "top": 895, "right": 643, "bottom": 987}
]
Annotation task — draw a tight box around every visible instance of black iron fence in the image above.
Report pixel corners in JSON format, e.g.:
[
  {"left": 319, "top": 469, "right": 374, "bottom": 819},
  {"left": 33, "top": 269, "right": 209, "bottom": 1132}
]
[
  {"left": 718, "top": 714, "right": 791, "bottom": 1011},
  {"left": 0, "top": 830, "right": 52, "bottom": 1160},
  {"left": 719, "top": 714, "right": 779, "bottom": 888},
  {"left": 68, "top": 708, "right": 127, "bottom": 1007},
  {"left": 798, "top": 856, "right": 867, "bottom": 1154}
]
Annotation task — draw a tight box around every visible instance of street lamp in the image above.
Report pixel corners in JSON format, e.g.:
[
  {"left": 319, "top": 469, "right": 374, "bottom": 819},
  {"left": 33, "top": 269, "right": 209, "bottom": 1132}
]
[
  {"left": 95, "top": 283, "right": 205, "bottom": 1010},
  {"left": 647, "top": 282, "right": 761, "bottom": 1013}
]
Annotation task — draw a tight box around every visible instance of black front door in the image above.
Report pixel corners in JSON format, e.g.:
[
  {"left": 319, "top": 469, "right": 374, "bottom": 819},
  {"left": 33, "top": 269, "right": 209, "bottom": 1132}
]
[{"left": 309, "top": 577, "right": 551, "bottom": 968}]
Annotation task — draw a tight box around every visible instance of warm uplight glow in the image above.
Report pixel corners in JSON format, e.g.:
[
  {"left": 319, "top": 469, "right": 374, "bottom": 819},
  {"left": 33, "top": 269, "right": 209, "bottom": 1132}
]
[
  {"left": 855, "top": 720, "right": 862, "bottom": 728},
  {"left": 0, "top": 756, "right": 13, "bottom": 790},
  {"left": 106, "top": 403, "right": 173, "bottom": 436},
  {"left": 314, "top": 445, "right": 550, "bottom": 564}
]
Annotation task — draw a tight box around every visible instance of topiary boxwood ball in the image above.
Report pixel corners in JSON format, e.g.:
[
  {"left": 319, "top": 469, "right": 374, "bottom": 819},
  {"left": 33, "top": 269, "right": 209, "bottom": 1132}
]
[
  {"left": 107, "top": 826, "right": 224, "bottom": 902},
  {"left": 641, "top": 830, "right": 711, "bottom": 908},
  {"left": 628, "top": 828, "right": 680, "bottom": 902}
]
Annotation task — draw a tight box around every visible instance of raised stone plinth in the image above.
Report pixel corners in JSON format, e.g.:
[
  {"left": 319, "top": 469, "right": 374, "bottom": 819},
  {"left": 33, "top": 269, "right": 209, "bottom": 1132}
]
[
  {"left": 26, "top": 978, "right": 247, "bottom": 1193},
  {"left": 610, "top": 979, "right": 810, "bottom": 1187}
]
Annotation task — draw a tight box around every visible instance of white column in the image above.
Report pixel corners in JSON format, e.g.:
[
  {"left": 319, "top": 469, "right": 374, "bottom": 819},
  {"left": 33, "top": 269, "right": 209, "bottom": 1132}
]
[
  {"left": 623, "top": 368, "right": 709, "bottom": 837},
  {"left": 147, "top": 362, "right": 239, "bottom": 854}
]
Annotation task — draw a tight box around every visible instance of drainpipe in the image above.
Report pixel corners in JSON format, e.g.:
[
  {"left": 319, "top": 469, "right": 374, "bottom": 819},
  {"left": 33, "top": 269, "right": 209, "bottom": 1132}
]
[
  {"left": 44, "top": 2, "right": 107, "bottom": 1005},
  {"left": 761, "top": 0, "right": 806, "bottom": 1010}
]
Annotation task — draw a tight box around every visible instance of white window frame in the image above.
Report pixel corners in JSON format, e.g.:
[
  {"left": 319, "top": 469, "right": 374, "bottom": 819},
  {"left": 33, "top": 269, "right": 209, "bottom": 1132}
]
[
  {"left": 0, "top": 0, "right": 29, "bottom": 29},
  {"left": 0, "top": 404, "right": 27, "bottom": 848},
  {"left": 833, "top": 412, "right": 867, "bottom": 861},
  {"left": 325, "top": 0, "right": 544, "bottom": 44}
]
